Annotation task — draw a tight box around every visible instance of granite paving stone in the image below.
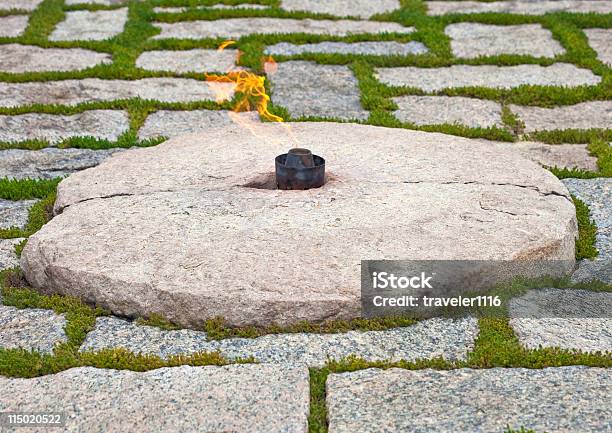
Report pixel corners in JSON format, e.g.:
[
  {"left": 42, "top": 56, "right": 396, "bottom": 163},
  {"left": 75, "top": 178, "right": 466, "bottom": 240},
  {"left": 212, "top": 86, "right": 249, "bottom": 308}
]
[
  {"left": 0, "top": 44, "right": 112, "bottom": 73},
  {"left": 0, "top": 238, "right": 24, "bottom": 271},
  {"left": 154, "top": 4, "right": 270, "bottom": 13},
  {"left": 0, "top": 199, "right": 36, "bottom": 230},
  {"left": 585, "top": 28, "right": 612, "bottom": 66},
  {"left": 136, "top": 49, "right": 238, "bottom": 73},
  {"left": 0, "top": 15, "right": 29, "bottom": 38},
  {"left": 327, "top": 367, "right": 612, "bottom": 433},
  {"left": 0, "top": 0, "right": 43, "bottom": 10},
  {"left": 509, "top": 101, "right": 612, "bottom": 132},
  {"left": 265, "top": 41, "right": 428, "bottom": 56},
  {"left": 0, "top": 306, "right": 67, "bottom": 353},
  {"left": 65, "top": 0, "right": 126, "bottom": 4},
  {"left": 426, "top": 0, "right": 612, "bottom": 16},
  {"left": 49, "top": 8, "right": 128, "bottom": 41},
  {"left": 280, "top": 0, "right": 400, "bottom": 18}
]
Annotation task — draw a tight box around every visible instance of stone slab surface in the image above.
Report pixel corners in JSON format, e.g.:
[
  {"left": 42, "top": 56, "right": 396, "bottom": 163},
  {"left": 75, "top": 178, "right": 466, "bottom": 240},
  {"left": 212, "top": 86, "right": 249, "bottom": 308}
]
[
  {"left": 155, "top": 4, "right": 270, "bottom": 13},
  {"left": 0, "top": 110, "right": 129, "bottom": 143},
  {"left": 79, "top": 317, "right": 478, "bottom": 366},
  {"left": 509, "top": 101, "right": 612, "bottom": 132},
  {"left": 0, "top": 44, "right": 112, "bottom": 73},
  {"left": 0, "top": 365, "right": 310, "bottom": 433},
  {"left": 153, "top": 18, "right": 414, "bottom": 39},
  {"left": 265, "top": 41, "right": 428, "bottom": 56},
  {"left": 392, "top": 95, "right": 503, "bottom": 128},
  {"left": 136, "top": 49, "right": 238, "bottom": 73},
  {"left": 0, "top": 306, "right": 67, "bottom": 353},
  {"left": 0, "top": 238, "right": 23, "bottom": 271},
  {"left": 49, "top": 9, "right": 128, "bottom": 41},
  {"left": 269, "top": 61, "right": 368, "bottom": 120},
  {"left": 0, "top": 79, "right": 233, "bottom": 107},
  {"left": 0, "top": 0, "right": 43, "bottom": 10},
  {"left": 509, "top": 288, "right": 611, "bottom": 353},
  {"left": 327, "top": 367, "right": 612, "bottom": 433},
  {"left": 65, "top": 0, "right": 126, "bottom": 4},
  {"left": 0, "top": 15, "right": 29, "bottom": 38},
  {"left": 22, "top": 123, "right": 577, "bottom": 328},
  {"left": 586, "top": 28, "right": 612, "bottom": 66},
  {"left": 427, "top": 0, "right": 612, "bottom": 16},
  {"left": 138, "top": 110, "right": 259, "bottom": 140},
  {"left": 0, "top": 199, "right": 35, "bottom": 229},
  {"left": 375, "top": 63, "right": 601, "bottom": 92},
  {"left": 446, "top": 22, "right": 564, "bottom": 59},
  {"left": 281, "top": 0, "right": 400, "bottom": 18}
]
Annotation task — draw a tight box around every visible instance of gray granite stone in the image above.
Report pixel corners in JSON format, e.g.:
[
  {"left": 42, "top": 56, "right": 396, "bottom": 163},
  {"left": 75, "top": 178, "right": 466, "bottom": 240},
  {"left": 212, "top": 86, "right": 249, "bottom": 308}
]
[
  {"left": 49, "top": 9, "right": 128, "bottom": 41},
  {"left": 153, "top": 18, "right": 414, "bottom": 39},
  {"left": 0, "top": 0, "right": 43, "bottom": 10},
  {"left": 509, "top": 101, "right": 612, "bottom": 133},
  {"left": 327, "top": 367, "right": 612, "bottom": 433},
  {"left": 281, "top": 0, "right": 400, "bottom": 18},
  {"left": 375, "top": 63, "right": 601, "bottom": 92},
  {"left": 0, "top": 199, "right": 35, "bottom": 230},
  {"left": 269, "top": 61, "right": 368, "bottom": 120},
  {"left": 79, "top": 316, "right": 478, "bottom": 366},
  {"left": 0, "top": 110, "right": 129, "bottom": 144},
  {"left": 446, "top": 22, "right": 564, "bottom": 59},
  {"left": 265, "top": 41, "right": 428, "bottom": 56},
  {"left": 65, "top": 0, "right": 126, "bottom": 4},
  {"left": 392, "top": 95, "right": 503, "bottom": 128},
  {"left": 427, "top": 0, "right": 612, "bottom": 16},
  {"left": 0, "top": 238, "right": 23, "bottom": 271},
  {"left": 136, "top": 48, "right": 238, "bottom": 73},
  {"left": 154, "top": 4, "right": 270, "bottom": 13},
  {"left": 0, "top": 44, "right": 111, "bottom": 73},
  {"left": 0, "top": 15, "right": 29, "bottom": 38},
  {"left": 0, "top": 306, "right": 67, "bottom": 353},
  {"left": 586, "top": 28, "right": 612, "bottom": 66},
  {"left": 138, "top": 110, "right": 259, "bottom": 140},
  {"left": 0, "top": 365, "right": 310, "bottom": 433},
  {"left": 0, "top": 79, "right": 233, "bottom": 108}
]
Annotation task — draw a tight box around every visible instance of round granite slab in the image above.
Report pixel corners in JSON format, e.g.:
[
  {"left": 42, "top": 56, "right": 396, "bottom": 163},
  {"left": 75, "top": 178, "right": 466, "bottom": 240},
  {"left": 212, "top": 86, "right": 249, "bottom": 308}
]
[{"left": 21, "top": 123, "right": 577, "bottom": 327}]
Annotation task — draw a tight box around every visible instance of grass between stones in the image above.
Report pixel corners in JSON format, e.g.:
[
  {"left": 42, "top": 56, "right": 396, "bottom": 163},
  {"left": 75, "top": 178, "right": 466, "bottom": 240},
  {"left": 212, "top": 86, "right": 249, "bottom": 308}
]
[{"left": 572, "top": 194, "right": 599, "bottom": 259}]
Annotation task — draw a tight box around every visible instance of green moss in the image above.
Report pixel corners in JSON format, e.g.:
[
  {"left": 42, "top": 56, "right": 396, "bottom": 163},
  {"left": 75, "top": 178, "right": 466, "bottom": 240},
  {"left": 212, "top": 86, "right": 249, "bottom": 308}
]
[
  {"left": 573, "top": 194, "right": 599, "bottom": 260},
  {"left": 0, "top": 177, "right": 60, "bottom": 200},
  {"left": 136, "top": 313, "right": 181, "bottom": 331}
]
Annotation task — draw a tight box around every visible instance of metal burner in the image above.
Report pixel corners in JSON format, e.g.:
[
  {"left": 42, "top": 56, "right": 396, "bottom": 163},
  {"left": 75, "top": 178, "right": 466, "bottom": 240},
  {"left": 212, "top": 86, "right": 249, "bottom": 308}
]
[{"left": 275, "top": 148, "right": 325, "bottom": 190}]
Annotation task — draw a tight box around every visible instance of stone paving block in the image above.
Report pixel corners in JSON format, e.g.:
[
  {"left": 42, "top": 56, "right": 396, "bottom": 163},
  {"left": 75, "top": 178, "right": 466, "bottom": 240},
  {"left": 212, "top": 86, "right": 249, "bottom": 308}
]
[
  {"left": 0, "top": 199, "right": 36, "bottom": 230},
  {"left": 0, "top": 306, "right": 67, "bottom": 353},
  {"left": 327, "top": 366, "right": 612, "bottom": 433},
  {"left": 0, "top": 238, "right": 23, "bottom": 271},
  {"left": 0, "top": 0, "right": 43, "bottom": 10},
  {"left": 65, "top": 0, "right": 126, "bottom": 4},
  {"left": 0, "top": 110, "right": 129, "bottom": 144},
  {"left": 265, "top": 41, "right": 428, "bottom": 56},
  {"left": 281, "top": 0, "right": 400, "bottom": 18},
  {"left": 49, "top": 8, "right": 128, "bottom": 41},
  {"left": 0, "top": 365, "right": 310, "bottom": 433},
  {"left": 0, "top": 79, "right": 233, "bottom": 107},
  {"left": 446, "top": 22, "right": 564, "bottom": 59},
  {"left": 152, "top": 17, "right": 414, "bottom": 39},
  {"left": 79, "top": 316, "right": 479, "bottom": 366},
  {"left": 392, "top": 95, "right": 503, "bottom": 128},
  {"left": 509, "top": 101, "right": 612, "bottom": 133},
  {"left": 0, "top": 15, "right": 29, "bottom": 38},
  {"left": 375, "top": 63, "right": 601, "bottom": 92},
  {"left": 269, "top": 61, "right": 368, "bottom": 120},
  {"left": 154, "top": 4, "right": 270, "bottom": 13},
  {"left": 0, "top": 44, "right": 112, "bottom": 73},
  {"left": 585, "top": 28, "right": 612, "bottom": 66},
  {"left": 426, "top": 0, "right": 612, "bottom": 16},
  {"left": 136, "top": 48, "right": 238, "bottom": 73},
  {"left": 138, "top": 110, "right": 259, "bottom": 140}
]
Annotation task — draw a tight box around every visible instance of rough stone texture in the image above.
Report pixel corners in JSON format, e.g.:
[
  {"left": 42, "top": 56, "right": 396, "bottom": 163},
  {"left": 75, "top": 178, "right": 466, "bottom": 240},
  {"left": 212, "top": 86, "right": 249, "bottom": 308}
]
[
  {"left": 138, "top": 110, "right": 259, "bottom": 140},
  {"left": 268, "top": 61, "right": 368, "bottom": 120},
  {"left": 65, "top": 0, "right": 126, "bottom": 4},
  {"left": 509, "top": 101, "right": 612, "bottom": 133},
  {"left": 0, "top": 79, "right": 234, "bottom": 108},
  {"left": 0, "top": 199, "right": 35, "bottom": 229},
  {"left": 446, "top": 22, "right": 564, "bottom": 59},
  {"left": 0, "top": 238, "right": 23, "bottom": 271},
  {"left": 265, "top": 41, "right": 428, "bottom": 56},
  {"left": 0, "top": 148, "right": 121, "bottom": 180},
  {"left": 136, "top": 49, "right": 238, "bottom": 73},
  {"left": 0, "top": 15, "right": 29, "bottom": 38},
  {"left": 586, "top": 28, "right": 612, "bottom": 67},
  {"left": 0, "top": 110, "right": 129, "bottom": 143},
  {"left": 21, "top": 123, "right": 577, "bottom": 328},
  {"left": 509, "top": 288, "right": 611, "bottom": 353},
  {"left": 154, "top": 4, "right": 270, "bottom": 12},
  {"left": 0, "top": 0, "right": 43, "bottom": 10},
  {"left": 391, "top": 95, "right": 503, "bottom": 128},
  {"left": 49, "top": 9, "right": 128, "bottom": 41},
  {"left": 281, "top": 0, "right": 400, "bottom": 18},
  {"left": 0, "top": 365, "right": 310, "bottom": 433},
  {"left": 0, "top": 44, "right": 111, "bottom": 73},
  {"left": 375, "top": 63, "right": 601, "bottom": 92},
  {"left": 79, "top": 317, "right": 478, "bottom": 366},
  {"left": 327, "top": 367, "right": 612, "bottom": 433},
  {"left": 152, "top": 18, "right": 414, "bottom": 39},
  {"left": 0, "top": 306, "right": 67, "bottom": 353},
  {"left": 427, "top": 0, "right": 612, "bottom": 16}
]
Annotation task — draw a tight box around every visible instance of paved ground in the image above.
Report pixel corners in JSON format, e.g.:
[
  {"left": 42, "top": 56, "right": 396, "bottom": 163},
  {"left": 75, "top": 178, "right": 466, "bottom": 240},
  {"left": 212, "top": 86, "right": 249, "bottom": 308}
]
[{"left": 0, "top": 1, "right": 610, "bottom": 432}]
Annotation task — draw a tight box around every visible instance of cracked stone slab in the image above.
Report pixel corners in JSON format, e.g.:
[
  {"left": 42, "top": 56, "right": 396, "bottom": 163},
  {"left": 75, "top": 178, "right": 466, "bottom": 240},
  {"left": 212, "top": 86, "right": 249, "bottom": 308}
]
[
  {"left": 0, "top": 238, "right": 23, "bottom": 271},
  {"left": 79, "top": 316, "right": 478, "bottom": 366},
  {"left": 392, "top": 95, "right": 503, "bottom": 128},
  {"left": 0, "top": 79, "right": 234, "bottom": 108},
  {"left": 154, "top": 4, "right": 270, "bottom": 13},
  {"left": 426, "top": 0, "right": 612, "bottom": 16},
  {"left": 327, "top": 367, "right": 612, "bottom": 433},
  {"left": 152, "top": 18, "right": 414, "bottom": 39},
  {"left": 586, "top": 28, "right": 612, "bottom": 66},
  {"left": 265, "top": 41, "right": 428, "bottom": 56},
  {"left": 0, "top": 110, "right": 129, "bottom": 144},
  {"left": 136, "top": 49, "right": 238, "bottom": 73},
  {"left": 0, "top": 199, "right": 36, "bottom": 230},
  {"left": 0, "top": 365, "right": 310, "bottom": 433},
  {"left": 0, "top": 0, "right": 43, "bottom": 10},
  {"left": 268, "top": 61, "right": 368, "bottom": 120},
  {"left": 0, "top": 306, "right": 67, "bottom": 353},
  {"left": 49, "top": 9, "right": 128, "bottom": 41},
  {"left": 446, "top": 22, "right": 564, "bottom": 59},
  {"left": 0, "top": 15, "right": 29, "bottom": 38},
  {"left": 0, "top": 44, "right": 112, "bottom": 73},
  {"left": 21, "top": 123, "right": 577, "bottom": 328},
  {"left": 509, "top": 101, "right": 612, "bottom": 133},
  {"left": 281, "top": 0, "right": 400, "bottom": 18},
  {"left": 138, "top": 110, "right": 259, "bottom": 140},
  {"left": 509, "top": 288, "right": 611, "bottom": 353},
  {"left": 375, "top": 63, "right": 601, "bottom": 92}
]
